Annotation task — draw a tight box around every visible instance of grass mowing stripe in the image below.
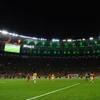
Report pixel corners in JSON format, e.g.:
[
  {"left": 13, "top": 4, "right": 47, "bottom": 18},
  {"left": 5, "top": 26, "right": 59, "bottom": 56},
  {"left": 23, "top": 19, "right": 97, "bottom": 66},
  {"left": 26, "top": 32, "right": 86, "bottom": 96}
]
[{"left": 26, "top": 83, "right": 80, "bottom": 100}]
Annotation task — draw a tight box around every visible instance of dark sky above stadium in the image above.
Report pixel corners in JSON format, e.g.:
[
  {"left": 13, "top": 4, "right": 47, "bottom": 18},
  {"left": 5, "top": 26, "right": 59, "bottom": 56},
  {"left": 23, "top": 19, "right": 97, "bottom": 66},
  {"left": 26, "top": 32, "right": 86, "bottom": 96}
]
[{"left": 0, "top": 2, "right": 99, "bottom": 39}]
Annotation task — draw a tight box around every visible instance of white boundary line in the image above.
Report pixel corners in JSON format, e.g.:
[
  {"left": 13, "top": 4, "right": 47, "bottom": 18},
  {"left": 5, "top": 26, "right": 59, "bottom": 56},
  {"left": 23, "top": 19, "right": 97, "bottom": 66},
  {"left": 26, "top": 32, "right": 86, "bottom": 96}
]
[{"left": 26, "top": 83, "right": 80, "bottom": 100}]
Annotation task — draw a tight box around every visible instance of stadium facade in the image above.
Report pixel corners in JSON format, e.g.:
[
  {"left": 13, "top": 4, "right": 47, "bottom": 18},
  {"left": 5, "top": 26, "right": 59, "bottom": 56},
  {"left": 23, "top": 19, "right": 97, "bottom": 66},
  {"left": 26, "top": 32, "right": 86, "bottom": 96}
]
[
  {"left": 0, "top": 30, "right": 100, "bottom": 57},
  {"left": 0, "top": 30, "right": 100, "bottom": 78}
]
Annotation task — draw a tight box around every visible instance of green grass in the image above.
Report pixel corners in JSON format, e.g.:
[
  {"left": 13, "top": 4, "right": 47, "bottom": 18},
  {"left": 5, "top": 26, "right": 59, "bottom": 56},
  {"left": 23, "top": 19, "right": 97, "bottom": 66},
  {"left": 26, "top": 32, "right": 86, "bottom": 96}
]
[{"left": 0, "top": 78, "right": 100, "bottom": 100}]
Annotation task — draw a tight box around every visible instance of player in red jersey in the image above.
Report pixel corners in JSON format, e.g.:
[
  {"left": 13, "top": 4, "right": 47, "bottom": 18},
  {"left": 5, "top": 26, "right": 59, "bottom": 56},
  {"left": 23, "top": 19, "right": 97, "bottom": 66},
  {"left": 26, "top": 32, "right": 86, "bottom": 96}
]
[
  {"left": 27, "top": 73, "right": 30, "bottom": 82},
  {"left": 48, "top": 74, "right": 51, "bottom": 79}
]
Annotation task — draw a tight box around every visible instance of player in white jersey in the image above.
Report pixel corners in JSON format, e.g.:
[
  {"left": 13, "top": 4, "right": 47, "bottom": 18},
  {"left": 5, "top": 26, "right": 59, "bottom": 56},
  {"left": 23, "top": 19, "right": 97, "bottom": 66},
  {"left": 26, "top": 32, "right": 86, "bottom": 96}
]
[
  {"left": 51, "top": 74, "right": 55, "bottom": 81},
  {"left": 33, "top": 72, "right": 37, "bottom": 83}
]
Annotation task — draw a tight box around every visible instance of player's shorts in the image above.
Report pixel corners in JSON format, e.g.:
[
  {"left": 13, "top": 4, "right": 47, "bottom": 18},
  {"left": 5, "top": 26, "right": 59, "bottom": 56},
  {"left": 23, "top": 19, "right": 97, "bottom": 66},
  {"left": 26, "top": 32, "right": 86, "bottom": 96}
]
[
  {"left": 51, "top": 77, "right": 54, "bottom": 79},
  {"left": 90, "top": 77, "right": 94, "bottom": 80},
  {"left": 33, "top": 77, "right": 36, "bottom": 80}
]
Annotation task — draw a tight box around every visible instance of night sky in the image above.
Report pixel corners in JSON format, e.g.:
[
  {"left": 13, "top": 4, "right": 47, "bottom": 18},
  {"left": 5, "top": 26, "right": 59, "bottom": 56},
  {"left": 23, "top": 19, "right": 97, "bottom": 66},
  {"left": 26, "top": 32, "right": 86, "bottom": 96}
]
[{"left": 0, "top": 3, "right": 100, "bottom": 40}]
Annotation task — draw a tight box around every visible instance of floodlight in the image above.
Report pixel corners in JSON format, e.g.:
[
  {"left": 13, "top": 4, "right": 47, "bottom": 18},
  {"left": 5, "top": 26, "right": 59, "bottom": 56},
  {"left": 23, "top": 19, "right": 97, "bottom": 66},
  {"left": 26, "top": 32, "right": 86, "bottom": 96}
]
[
  {"left": 72, "top": 40, "right": 76, "bottom": 41},
  {"left": 2, "top": 30, "right": 8, "bottom": 34},
  {"left": 82, "top": 38, "right": 86, "bottom": 41},
  {"left": 40, "top": 38, "right": 46, "bottom": 41},
  {"left": 12, "top": 33, "right": 19, "bottom": 36},
  {"left": 19, "top": 35, "right": 26, "bottom": 38},
  {"left": 62, "top": 39, "right": 66, "bottom": 41},
  {"left": 89, "top": 37, "right": 93, "bottom": 40},
  {"left": 52, "top": 39, "right": 59, "bottom": 42},
  {"left": 8, "top": 33, "right": 13, "bottom": 35},
  {"left": 67, "top": 39, "right": 72, "bottom": 42},
  {"left": 32, "top": 37, "right": 38, "bottom": 40}
]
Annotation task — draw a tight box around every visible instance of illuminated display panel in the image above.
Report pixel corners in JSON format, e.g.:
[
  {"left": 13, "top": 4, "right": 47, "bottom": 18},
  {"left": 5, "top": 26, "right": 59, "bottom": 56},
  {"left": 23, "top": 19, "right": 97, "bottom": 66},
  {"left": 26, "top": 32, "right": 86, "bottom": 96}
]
[{"left": 4, "top": 44, "right": 20, "bottom": 53}]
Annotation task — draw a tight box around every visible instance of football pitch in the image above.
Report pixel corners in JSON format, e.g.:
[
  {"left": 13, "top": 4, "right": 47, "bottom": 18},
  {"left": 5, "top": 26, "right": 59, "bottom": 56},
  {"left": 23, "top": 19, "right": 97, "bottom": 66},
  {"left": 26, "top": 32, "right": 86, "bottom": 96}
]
[{"left": 0, "top": 78, "right": 100, "bottom": 100}]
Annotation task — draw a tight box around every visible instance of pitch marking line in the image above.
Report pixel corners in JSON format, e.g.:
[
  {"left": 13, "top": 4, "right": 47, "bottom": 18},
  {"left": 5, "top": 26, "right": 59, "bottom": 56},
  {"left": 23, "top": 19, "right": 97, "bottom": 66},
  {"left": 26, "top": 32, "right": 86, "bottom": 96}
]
[{"left": 26, "top": 83, "right": 80, "bottom": 100}]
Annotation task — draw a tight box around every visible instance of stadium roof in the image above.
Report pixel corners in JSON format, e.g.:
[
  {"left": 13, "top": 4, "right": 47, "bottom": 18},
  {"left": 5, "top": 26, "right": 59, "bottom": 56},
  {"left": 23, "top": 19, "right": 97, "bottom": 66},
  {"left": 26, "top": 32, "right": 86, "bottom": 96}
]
[{"left": 0, "top": 30, "right": 100, "bottom": 42}]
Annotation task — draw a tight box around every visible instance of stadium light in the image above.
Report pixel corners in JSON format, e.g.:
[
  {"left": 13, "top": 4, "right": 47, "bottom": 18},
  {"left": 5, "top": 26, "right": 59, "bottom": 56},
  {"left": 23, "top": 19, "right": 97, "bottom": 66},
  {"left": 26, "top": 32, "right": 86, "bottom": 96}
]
[
  {"left": 32, "top": 37, "right": 38, "bottom": 40},
  {"left": 78, "top": 39, "right": 81, "bottom": 41},
  {"left": 1, "top": 30, "right": 8, "bottom": 34},
  {"left": 82, "top": 38, "right": 86, "bottom": 41},
  {"left": 62, "top": 39, "right": 66, "bottom": 42},
  {"left": 26, "top": 36, "right": 32, "bottom": 39},
  {"left": 72, "top": 40, "right": 76, "bottom": 41},
  {"left": 67, "top": 39, "right": 72, "bottom": 42},
  {"left": 12, "top": 33, "right": 19, "bottom": 36},
  {"left": 52, "top": 39, "right": 59, "bottom": 42},
  {"left": 39, "top": 38, "right": 47, "bottom": 41},
  {"left": 8, "top": 33, "right": 13, "bottom": 35},
  {"left": 23, "top": 45, "right": 34, "bottom": 48},
  {"left": 19, "top": 35, "right": 27, "bottom": 38},
  {"left": 0, "top": 30, "right": 48, "bottom": 40},
  {"left": 89, "top": 37, "right": 94, "bottom": 40}
]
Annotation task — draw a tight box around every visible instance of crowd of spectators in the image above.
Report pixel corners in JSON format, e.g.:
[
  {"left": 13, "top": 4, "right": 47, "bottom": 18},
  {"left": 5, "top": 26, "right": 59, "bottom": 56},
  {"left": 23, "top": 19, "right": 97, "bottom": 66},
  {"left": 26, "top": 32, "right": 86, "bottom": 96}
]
[{"left": 0, "top": 64, "right": 100, "bottom": 79}]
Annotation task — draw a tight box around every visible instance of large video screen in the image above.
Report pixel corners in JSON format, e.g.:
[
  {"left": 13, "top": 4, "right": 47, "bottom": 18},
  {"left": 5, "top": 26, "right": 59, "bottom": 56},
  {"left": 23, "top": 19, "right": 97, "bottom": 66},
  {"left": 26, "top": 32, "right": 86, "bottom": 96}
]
[{"left": 4, "top": 44, "right": 20, "bottom": 53}]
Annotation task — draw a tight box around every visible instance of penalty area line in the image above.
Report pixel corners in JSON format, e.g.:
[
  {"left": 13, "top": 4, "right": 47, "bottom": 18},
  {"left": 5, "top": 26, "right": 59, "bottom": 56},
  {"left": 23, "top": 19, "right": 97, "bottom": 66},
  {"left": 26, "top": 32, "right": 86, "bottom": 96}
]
[{"left": 26, "top": 83, "right": 80, "bottom": 100}]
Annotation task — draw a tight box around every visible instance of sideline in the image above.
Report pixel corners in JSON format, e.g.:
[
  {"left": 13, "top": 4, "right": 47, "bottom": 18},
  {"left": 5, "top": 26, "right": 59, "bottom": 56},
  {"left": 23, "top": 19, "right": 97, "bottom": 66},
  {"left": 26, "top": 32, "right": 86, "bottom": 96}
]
[{"left": 26, "top": 83, "right": 80, "bottom": 100}]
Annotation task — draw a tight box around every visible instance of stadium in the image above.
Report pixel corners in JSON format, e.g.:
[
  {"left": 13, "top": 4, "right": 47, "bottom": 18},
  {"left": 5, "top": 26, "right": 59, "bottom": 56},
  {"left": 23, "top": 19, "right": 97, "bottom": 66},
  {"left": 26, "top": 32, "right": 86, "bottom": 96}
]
[{"left": 0, "top": 30, "right": 100, "bottom": 100}]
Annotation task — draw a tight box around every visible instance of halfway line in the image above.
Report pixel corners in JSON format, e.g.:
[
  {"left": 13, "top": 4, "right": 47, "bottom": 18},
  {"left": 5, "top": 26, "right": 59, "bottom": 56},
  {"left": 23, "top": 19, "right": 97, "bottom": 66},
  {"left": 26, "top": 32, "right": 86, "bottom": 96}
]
[{"left": 26, "top": 83, "right": 80, "bottom": 100}]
